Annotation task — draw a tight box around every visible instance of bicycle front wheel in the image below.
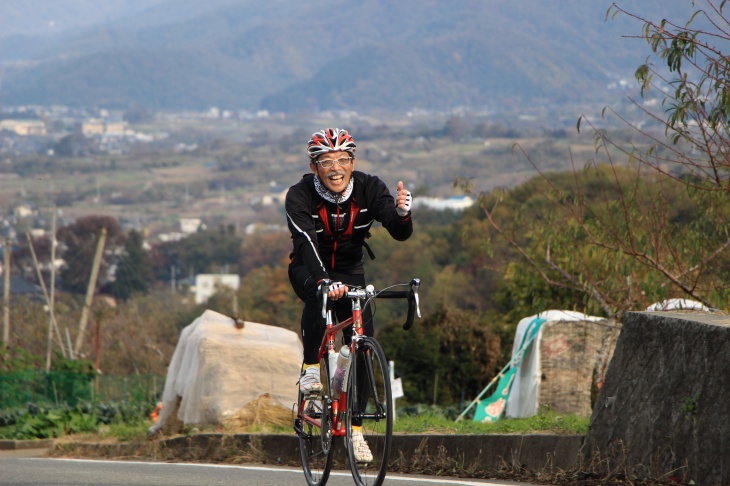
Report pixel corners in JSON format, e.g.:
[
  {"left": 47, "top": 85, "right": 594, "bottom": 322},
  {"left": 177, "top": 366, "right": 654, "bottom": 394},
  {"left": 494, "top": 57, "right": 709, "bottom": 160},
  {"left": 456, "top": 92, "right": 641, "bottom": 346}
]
[
  {"left": 296, "top": 355, "right": 334, "bottom": 486},
  {"left": 345, "top": 337, "right": 393, "bottom": 486}
]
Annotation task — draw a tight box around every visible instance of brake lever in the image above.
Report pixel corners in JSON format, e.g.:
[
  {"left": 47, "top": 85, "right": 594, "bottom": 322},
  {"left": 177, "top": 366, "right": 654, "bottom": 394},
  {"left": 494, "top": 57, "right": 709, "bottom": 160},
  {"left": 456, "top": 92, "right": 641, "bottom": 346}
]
[
  {"left": 319, "top": 279, "right": 332, "bottom": 319},
  {"left": 411, "top": 278, "right": 421, "bottom": 318}
]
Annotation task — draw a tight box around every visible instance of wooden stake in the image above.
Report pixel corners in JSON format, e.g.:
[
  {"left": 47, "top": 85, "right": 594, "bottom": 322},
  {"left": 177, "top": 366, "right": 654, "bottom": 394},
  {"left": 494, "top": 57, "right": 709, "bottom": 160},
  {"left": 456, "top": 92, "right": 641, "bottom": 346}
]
[
  {"left": 46, "top": 207, "right": 58, "bottom": 365},
  {"left": 3, "top": 238, "right": 10, "bottom": 348},
  {"left": 26, "top": 232, "right": 67, "bottom": 365},
  {"left": 75, "top": 227, "right": 107, "bottom": 356},
  {"left": 95, "top": 317, "right": 102, "bottom": 373}
]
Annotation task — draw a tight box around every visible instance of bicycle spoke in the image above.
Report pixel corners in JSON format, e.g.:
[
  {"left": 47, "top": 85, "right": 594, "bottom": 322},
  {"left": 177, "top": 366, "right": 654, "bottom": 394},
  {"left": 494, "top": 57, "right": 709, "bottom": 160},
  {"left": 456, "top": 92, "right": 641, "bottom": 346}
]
[
  {"left": 297, "top": 356, "right": 334, "bottom": 486},
  {"left": 345, "top": 337, "right": 393, "bottom": 486}
]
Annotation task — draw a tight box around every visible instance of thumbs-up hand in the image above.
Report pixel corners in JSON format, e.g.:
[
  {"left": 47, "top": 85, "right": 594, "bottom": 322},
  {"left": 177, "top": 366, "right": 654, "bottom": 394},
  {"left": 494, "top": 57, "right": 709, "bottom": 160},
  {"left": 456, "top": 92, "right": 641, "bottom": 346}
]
[{"left": 395, "top": 181, "right": 412, "bottom": 217}]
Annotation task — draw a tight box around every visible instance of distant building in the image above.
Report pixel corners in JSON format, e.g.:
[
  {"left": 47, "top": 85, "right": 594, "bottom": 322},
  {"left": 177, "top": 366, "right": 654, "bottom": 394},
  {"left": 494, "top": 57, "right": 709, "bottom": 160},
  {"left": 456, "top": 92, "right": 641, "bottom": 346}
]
[
  {"left": 180, "top": 218, "right": 203, "bottom": 234},
  {"left": 193, "top": 274, "right": 240, "bottom": 304},
  {"left": 13, "top": 204, "right": 35, "bottom": 218},
  {"left": 245, "top": 223, "right": 287, "bottom": 235},
  {"left": 81, "top": 120, "right": 106, "bottom": 135},
  {"left": 412, "top": 196, "right": 474, "bottom": 211},
  {"left": 81, "top": 119, "right": 128, "bottom": 136},
  {"left": 104, "top": 122, "right": 126, "bottom": 136},
  {"left": 260, "top": 185, "right": 288, "bottom": 206},
  {"left": 157, "top": 232, "right": 186, "bottom": 242},
  {"left": 0, "top": 119, "right": 47, "bottom": 136},
  {"left": 0, "top": 273, "right": 44, "bottom": 301}
]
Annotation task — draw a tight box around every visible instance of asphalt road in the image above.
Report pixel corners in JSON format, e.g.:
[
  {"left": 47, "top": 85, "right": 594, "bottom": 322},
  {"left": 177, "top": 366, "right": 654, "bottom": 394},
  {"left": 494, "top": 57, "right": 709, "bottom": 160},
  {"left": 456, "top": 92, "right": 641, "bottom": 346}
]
[{"left": 0, "top": 457, "right": 529, "bottom": 486}]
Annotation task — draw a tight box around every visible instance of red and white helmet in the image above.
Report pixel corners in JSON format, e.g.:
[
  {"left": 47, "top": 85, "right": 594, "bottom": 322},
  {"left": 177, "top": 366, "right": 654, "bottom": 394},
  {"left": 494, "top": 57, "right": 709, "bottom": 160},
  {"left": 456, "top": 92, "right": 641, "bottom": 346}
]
[{"left": 307, "top": 128, "right": 356, "bottom": 160}]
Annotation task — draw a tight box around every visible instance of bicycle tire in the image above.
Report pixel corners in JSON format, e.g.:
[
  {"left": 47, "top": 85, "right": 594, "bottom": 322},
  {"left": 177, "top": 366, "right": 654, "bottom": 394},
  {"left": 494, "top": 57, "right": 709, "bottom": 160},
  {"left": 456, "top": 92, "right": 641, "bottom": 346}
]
[
  {"left": 297, "top": 355, "right": 334, "bottom": 486},
  {"left": 345, "top": 337, "right": 393, "bottom": 486}
]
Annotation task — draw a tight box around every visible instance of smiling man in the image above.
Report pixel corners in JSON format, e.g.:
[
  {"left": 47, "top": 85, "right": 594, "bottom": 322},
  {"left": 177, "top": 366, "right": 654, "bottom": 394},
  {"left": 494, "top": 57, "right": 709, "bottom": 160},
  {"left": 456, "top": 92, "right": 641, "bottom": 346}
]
[{"left": 285, "top": 127, "right": 412, "bottom": 462}]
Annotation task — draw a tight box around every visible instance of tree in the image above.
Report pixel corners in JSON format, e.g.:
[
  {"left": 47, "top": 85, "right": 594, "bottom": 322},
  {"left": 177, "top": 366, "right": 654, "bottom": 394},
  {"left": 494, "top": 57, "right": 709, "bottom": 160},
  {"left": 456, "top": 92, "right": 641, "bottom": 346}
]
[
  {"left": 122, "top": 104, "right": 154, "bottom": 124},
  {"left": 53, "top": 134, "right": 92, "bottom": 157},
  {"left": 240, "top": 231, "right": 291, "bottom": 274},
  {"left": 584, "top": 2, "right": 730, "bottom": 308},
  {"left": 379, "top": 305, "right": 501, "bottom": 407},
  {"left": 444, "top": 116, "right": 471, "bottom": 143},
  {"left": 148, "top": 226, "right": 243, "bottom": 283},
  {"left": 12, "top": 236, "right": 52, "bottom": 285},
  {"left": 463, "top": 2, "right": 730, "bottom": 315},
  {"left": 57, "top": 216, "right": 124, "bottom": 294},
  {"left": 111, "top": 230, "right": 153, "bottom": 301}
]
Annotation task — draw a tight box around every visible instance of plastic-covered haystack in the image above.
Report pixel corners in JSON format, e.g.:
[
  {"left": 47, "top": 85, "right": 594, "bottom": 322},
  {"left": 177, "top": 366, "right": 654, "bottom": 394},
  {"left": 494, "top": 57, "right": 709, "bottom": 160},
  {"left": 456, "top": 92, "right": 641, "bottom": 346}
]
[
  {"left": 645, "top": 298, "right": 709, "bottom": 311},
  {"left": 149, "top": 310, "right": 302, "bottom": 435},
  {"left": 505, "top": 310, "right": 612, "bottom": 419}
]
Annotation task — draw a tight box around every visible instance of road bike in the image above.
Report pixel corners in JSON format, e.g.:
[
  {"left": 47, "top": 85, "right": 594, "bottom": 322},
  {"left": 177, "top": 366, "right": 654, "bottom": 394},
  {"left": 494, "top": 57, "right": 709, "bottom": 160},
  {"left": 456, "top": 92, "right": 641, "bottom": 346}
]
[{"left": 293, "top": 278, "right": 421, "bottom": 486}]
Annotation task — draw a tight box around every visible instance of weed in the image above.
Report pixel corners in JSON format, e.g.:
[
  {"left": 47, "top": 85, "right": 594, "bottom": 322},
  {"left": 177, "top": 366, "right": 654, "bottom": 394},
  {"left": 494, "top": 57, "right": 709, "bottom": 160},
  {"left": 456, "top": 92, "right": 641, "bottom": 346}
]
[{"left": 680, "top": 393, "right": 700, "bottom": 416}]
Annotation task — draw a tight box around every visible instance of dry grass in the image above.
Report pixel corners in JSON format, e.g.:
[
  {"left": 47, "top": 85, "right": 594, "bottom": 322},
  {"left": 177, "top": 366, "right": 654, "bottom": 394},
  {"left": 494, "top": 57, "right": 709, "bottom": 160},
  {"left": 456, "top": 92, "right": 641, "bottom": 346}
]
[{"left": 219, "top": 393, "right": 292, "bottom": 432}]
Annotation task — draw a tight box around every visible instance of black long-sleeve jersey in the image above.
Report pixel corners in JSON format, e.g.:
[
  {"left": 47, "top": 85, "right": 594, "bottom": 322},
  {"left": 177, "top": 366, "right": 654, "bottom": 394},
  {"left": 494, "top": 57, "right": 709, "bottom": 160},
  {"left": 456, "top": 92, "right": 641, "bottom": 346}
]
[{"left": 285, "top": 171, "right": 413, "bottom": 282}]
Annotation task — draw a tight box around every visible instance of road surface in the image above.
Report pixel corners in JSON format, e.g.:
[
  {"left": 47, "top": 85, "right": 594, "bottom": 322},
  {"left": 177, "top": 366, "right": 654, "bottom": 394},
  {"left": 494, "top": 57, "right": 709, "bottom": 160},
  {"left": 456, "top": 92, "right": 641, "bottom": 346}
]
[{"left": 0, "top": 455, "right": 531, "bottom": 486}]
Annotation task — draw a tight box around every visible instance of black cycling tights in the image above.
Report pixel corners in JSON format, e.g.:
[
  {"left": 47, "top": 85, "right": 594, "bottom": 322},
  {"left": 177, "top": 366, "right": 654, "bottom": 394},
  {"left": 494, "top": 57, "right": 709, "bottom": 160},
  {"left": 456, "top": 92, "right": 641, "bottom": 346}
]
[{"left": 288, "top": 263, "right": 374, "bottom": 365}]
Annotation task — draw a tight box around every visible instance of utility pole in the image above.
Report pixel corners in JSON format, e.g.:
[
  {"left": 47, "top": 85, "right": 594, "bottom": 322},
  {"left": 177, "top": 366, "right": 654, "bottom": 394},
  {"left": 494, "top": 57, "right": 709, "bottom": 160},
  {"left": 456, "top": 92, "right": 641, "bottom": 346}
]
[
  {"left": 75, "top": 227, "right": 107, "bottom": 356},
  {"left": 2, "top": 238, "right": 10, "bottom": 348}
]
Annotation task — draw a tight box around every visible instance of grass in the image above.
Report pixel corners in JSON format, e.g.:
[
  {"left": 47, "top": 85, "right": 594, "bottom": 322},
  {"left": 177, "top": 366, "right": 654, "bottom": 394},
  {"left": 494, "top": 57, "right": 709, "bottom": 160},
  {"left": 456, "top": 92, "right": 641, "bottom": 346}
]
[
  {"left": 92, "top": 405, "right": 590, "bottom": 441},
  {"left": 393, "top": 407, "right": 589, "bottom": 435},
  {"left": 100, "top": 422, "right": 152, "bottom": 442},
  {"left": 1, "top": 402, "right": 588, "bottom": 443},
  {"left": 97, "top": 406, "right": 589, "bottom": 441}
]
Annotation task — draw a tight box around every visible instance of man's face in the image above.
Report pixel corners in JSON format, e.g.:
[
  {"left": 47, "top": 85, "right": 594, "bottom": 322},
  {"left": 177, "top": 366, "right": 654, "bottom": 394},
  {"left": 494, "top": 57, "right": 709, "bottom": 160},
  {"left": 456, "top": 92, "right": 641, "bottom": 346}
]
[{"left": 310, "top": 150, "right": 355, "bottom": 194}]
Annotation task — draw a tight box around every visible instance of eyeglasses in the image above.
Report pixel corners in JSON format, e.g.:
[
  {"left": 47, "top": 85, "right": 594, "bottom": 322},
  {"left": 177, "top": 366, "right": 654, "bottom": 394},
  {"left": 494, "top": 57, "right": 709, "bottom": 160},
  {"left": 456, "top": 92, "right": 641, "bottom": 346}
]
[{"left": 317, "top": 157, "right": 353, "bottom": 169}]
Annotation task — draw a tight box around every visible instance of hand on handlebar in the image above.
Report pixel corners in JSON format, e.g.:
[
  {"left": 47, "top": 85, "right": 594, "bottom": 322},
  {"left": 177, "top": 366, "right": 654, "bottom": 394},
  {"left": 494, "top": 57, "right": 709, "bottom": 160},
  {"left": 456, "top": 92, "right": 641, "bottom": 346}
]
[
  {"left": 318, "top": 279, "right": 350, "bottom": 318},
  {"left": 318, "top": 277, "right": 422, "bottom": 329},
  {"left": 327, "top": 281, "right": 349, "bottom": 300}
]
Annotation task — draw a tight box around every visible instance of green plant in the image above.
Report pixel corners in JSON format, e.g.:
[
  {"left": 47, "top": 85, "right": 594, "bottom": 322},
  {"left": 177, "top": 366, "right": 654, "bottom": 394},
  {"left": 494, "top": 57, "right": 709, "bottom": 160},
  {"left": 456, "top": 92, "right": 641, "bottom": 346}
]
[
  {"left": 393, "top": 405, "right": 589, "bottom": 435},
  {"left": 0, "top": 400, "right": 155, "bottom": 440},
  {"left": 680, "top": 392, "right": 700, "bottom": 415},
  {"left": 0, "top": 405, "right": 96, "bottom": 440}
]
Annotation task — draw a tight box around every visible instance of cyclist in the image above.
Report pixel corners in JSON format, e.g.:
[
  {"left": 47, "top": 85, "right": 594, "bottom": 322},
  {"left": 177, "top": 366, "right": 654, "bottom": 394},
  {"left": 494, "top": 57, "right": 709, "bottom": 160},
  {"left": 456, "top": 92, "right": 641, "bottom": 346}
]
[{"left": 286, "top": 127, "right": 413, "bottom": 462}]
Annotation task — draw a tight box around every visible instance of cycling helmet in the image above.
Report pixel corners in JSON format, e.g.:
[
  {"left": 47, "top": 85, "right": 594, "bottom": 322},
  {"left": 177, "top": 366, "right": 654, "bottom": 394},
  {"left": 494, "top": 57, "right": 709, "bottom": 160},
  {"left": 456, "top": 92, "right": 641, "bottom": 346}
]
[{"left": 307, "top": 128, "right": 356, "bottom": 160}]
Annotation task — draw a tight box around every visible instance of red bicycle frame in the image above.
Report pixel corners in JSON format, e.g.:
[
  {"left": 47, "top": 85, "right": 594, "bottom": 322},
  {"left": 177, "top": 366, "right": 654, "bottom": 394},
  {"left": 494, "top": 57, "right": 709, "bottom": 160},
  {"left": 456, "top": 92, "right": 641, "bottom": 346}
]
[{"left": 298, "top": 296, "right": 365, "bottom": 438}]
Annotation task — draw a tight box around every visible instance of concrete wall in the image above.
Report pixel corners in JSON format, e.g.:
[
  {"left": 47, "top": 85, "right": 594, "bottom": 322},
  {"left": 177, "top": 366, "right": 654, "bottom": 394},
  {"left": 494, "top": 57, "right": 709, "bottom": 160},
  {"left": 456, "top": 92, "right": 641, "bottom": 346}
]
[
  {"left": 585, "top": 311, "right": 730, "bottom": 485},
  {"left": 57, "top": 433, "right": 583, "bottom": 474}
]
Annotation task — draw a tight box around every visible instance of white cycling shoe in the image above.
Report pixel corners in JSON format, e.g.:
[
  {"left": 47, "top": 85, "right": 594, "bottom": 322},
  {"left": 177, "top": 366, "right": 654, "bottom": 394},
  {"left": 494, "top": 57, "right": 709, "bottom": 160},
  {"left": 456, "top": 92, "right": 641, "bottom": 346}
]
[
  {"left": 351, "top": 429, "right": 373, "bottom": 463},
  {"left": 299, "top": 367, "right": 323, "bottom": 396}
]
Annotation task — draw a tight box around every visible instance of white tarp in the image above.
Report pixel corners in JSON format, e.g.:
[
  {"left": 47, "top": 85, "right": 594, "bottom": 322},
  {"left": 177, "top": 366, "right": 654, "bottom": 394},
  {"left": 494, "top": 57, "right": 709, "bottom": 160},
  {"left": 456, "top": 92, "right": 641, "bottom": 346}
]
[
  {"left": 149, "top": 310, "right": 303, "bottom": 434},
  {"left": 504, "top": 310, "right": 605, "bottom": 419},
  {"left": 645, "top": 299, "right": 709, "bottom": 311}
]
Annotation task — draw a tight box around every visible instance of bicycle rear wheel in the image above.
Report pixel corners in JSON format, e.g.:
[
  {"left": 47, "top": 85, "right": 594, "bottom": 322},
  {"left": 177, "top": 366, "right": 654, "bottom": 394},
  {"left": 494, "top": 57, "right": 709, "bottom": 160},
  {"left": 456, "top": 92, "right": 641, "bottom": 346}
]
[
  {"left": 345, "top": 337, "right": 393, "bottom": 486},
  {"left": 296, "top": 356, "right": 334, "bottom": 486}
]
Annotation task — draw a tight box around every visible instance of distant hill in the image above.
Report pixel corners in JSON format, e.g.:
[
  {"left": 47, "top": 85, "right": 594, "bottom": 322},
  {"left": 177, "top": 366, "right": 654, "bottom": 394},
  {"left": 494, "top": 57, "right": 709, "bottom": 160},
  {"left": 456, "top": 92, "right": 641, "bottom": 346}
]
[
  {"left": 0, "top": 0, "right": 697, "bottom": 113},
  {"left": 0, "top": 0, "right": 244, "bottom": 36}
]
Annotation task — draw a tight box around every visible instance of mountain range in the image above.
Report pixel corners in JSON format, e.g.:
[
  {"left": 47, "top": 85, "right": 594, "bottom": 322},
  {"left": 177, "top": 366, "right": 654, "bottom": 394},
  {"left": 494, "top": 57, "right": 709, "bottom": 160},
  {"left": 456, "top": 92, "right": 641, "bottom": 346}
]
[{"left": 0, "top": 0, "right": 695, "bottom": 114}]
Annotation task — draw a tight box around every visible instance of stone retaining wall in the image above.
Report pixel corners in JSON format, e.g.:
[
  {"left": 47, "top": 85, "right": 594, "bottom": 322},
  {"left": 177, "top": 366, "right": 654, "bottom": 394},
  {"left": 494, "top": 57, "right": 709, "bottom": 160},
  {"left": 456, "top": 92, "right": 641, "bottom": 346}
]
[{"left": 585, "top": 311, "right": 730, "bottom": 485}]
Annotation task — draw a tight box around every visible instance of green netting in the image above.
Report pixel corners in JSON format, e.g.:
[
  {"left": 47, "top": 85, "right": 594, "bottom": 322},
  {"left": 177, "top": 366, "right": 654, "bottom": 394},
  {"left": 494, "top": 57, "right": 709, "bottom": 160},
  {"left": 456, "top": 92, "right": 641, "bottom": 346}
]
[{"left": 0, "top": 372, "right": 164, "bottom": 408}]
